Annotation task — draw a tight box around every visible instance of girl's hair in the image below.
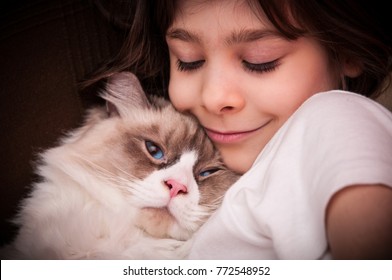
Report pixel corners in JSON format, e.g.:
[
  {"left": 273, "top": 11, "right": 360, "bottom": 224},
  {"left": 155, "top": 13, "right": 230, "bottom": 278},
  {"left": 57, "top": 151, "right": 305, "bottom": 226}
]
[{"left": 85, "top": 0, "right": 391, "bottom": 99}]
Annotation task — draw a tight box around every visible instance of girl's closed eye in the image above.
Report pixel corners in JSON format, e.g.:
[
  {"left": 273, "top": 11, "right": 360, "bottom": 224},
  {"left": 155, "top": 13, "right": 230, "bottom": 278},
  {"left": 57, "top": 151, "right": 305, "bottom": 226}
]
[
  {"left": 176, "top": 59, "right": 205, "bottom": 72},
  {"left": 242, "top": 59, "right": 280, "bottom": 73},
  {"left": 176, "top": 58, "right": 281, "bottom": 74}
]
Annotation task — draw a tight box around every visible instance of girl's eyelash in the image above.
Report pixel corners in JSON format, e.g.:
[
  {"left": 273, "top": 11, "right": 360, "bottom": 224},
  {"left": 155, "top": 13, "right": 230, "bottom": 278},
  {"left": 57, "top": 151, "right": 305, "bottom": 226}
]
[
  {"left": 176, "top": 60, "right": 204, "bottom": 72},
  {"left": 176, "top": 59, "right": 280, "bottom": 73},
  {"left": 242, "top": 59, "right": 280, "bottom": 73}
]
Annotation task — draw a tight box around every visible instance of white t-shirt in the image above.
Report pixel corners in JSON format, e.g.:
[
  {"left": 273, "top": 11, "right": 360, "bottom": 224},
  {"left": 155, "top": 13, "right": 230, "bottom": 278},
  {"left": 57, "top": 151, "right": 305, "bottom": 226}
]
[{"left": 188, "top": 90, "right": 392, "bottom": 259}]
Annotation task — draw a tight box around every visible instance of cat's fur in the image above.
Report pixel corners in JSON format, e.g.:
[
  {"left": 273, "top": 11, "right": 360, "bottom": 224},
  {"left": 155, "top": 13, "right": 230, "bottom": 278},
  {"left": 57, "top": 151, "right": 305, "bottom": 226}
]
[{"left": 1, "top": 72, "right": 239, "bottom": 259}]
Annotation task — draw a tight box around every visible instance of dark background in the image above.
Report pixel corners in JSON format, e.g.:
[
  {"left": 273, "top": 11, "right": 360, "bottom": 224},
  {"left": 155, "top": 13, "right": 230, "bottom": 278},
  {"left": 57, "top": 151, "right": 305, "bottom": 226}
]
[{"left": 0, "top": 0, "right": 129, "bottom": 246}]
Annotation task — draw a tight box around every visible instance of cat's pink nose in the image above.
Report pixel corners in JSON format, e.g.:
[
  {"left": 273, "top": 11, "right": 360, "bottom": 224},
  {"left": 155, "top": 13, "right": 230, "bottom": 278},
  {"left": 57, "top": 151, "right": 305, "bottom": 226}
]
[{"left": 165, "top": 179, "right": 187, "bottom": 198}]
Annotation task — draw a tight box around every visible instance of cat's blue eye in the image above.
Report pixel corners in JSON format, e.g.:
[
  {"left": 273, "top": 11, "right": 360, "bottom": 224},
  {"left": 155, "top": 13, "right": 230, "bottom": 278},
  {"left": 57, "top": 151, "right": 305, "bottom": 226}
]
[
  {"left": 199, "top": 168, "right": 219, "bottom": 177},
  {"left": 145, "top": 141, "right": 164, "bottom": 160}
]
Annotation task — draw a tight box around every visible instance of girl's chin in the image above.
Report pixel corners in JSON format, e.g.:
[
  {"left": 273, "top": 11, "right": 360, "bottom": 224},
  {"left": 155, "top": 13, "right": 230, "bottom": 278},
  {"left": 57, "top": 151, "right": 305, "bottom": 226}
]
[{"left": 218, "top": 148, "right": 257, "bottom": 175}]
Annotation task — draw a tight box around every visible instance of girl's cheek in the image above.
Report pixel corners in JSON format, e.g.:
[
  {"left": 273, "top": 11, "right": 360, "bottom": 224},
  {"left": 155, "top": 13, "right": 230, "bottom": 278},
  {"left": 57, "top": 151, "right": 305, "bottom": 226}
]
[{"left": 168, "top": 79, "right": 191, "bottom": 112}]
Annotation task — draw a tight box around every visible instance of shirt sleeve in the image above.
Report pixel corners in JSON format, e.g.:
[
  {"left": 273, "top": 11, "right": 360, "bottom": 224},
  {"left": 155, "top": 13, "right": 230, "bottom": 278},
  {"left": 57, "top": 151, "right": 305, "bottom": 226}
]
[
  {"left": 298, "top": 91, "right": 392, "bottom": 213},
  {"left": 270, "top": 91, "right": 392, "bottom": 258}
]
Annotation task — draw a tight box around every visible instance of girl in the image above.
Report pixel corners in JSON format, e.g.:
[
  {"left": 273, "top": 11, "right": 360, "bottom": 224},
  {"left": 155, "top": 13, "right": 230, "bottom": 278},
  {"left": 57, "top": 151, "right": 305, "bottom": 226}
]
[{"left": 92, "top": 0, "right": 392, "bottom": 259}]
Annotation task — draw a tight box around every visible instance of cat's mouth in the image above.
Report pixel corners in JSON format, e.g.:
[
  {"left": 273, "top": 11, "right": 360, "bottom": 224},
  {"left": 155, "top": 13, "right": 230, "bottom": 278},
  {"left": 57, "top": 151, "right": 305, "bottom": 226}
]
[{"left": 136, "top": 207, "right": 178, "bottom": 239}]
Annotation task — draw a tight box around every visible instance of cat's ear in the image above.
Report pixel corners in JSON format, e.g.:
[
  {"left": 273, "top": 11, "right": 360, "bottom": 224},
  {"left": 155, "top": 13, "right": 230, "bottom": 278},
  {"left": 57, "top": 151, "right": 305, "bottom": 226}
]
[{"left": 102, "top": 71, "right": 151, "bottom": 117}]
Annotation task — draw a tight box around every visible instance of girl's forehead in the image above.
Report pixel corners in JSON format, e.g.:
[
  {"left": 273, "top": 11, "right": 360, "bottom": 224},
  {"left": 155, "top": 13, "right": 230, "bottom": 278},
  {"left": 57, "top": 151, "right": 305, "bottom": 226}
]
[
  {"left": 170, "top": 0, "right": 273, "bottom": 31},
  {"left": 174, "top": 0, "right": 257, "bottom": 16}
]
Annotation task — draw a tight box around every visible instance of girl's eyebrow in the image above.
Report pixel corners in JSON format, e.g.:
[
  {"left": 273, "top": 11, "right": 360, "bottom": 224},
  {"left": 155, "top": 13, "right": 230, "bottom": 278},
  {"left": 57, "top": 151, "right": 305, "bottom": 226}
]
[
  {"left": 166, "top": 27, "right": 280, "bottom": 45},
  {"left": 227, "top": 29, "right": 280, "bottom": 45},
  {"left": 166, "top": 28, "right": 201, "bottom": 43}
]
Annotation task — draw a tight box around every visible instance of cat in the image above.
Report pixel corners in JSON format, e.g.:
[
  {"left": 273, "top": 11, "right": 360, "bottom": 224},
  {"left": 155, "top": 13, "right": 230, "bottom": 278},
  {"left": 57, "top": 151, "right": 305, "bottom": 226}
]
[{"left": 1, "top": 72, "right": 240, "bottom": 260}]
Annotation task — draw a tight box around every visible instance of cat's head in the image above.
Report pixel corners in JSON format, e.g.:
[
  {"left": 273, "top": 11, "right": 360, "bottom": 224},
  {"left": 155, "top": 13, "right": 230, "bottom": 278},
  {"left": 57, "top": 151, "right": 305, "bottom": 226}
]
[{"left": 46, "top": 72, "right": 240, "bottom": 241}]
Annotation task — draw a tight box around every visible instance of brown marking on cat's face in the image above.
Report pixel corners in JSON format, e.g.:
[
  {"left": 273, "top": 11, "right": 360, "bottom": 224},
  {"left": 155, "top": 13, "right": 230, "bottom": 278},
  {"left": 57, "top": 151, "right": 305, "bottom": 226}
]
[{"left": 113, "top": 104, "right": 239, "bottom": 240}]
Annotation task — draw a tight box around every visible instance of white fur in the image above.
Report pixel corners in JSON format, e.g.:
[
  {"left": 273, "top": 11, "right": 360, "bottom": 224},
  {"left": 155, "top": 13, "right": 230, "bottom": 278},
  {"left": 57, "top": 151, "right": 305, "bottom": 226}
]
[{"left": 4, "top": 142, "right": 202, "bottom": 259}]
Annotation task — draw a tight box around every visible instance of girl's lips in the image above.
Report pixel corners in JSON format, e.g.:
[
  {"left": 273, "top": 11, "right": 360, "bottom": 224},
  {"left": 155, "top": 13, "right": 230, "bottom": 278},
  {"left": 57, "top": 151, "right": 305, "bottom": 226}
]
[{"left": 204, "top": 122, "right": 270, "bottom": 144}]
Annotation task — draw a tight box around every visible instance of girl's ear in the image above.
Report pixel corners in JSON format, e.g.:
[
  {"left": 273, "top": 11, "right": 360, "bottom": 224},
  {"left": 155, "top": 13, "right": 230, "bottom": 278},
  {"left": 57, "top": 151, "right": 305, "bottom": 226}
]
[{"left": 342, "top": 58, "right": 363, "bottom": 78}]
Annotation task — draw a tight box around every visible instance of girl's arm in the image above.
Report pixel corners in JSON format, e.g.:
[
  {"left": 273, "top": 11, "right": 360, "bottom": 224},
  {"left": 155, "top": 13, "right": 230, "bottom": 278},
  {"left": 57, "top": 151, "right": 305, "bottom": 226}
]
[{"left": 326, "top": 184, "right": 392, "bottom": 259}]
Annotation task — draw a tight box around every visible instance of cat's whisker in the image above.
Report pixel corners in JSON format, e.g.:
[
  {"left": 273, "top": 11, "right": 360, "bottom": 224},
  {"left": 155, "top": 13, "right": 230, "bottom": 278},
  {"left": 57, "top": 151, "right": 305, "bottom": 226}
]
[
  {"left": 73, "top": 155, "right": 131, "bottom": 185},
  {"left": 111, "top": 162, "right": 140, "bottom": 181},
  {"left": 73, "top": 153, "right": 227, "bottom": 231}
]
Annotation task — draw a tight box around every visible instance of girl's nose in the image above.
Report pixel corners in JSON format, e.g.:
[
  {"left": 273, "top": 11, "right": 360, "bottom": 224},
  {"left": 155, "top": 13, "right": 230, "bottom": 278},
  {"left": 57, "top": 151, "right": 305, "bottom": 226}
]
[{"left": 201, "top": 71, "right": 245, "bottom": 115}]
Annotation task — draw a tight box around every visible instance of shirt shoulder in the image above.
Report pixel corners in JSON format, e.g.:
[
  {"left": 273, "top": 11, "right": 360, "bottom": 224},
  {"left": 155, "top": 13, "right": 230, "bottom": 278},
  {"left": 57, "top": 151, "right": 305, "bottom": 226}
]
[{"left": 294, "top": 90, "right": 392, "bottom": 127}]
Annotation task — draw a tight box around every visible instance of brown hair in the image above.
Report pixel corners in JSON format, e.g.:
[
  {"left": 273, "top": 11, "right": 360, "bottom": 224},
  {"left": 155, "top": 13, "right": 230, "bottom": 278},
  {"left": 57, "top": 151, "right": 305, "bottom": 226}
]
[{"left": 86, "top": 0, "right": 391, "bottom": 99}]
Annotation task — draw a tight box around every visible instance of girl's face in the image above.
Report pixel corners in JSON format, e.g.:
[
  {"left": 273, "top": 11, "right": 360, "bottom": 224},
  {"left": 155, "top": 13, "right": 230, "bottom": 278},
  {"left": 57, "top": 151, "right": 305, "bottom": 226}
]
[{"left": 166, "top": 0, "right": 340, "bottom": 174}]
